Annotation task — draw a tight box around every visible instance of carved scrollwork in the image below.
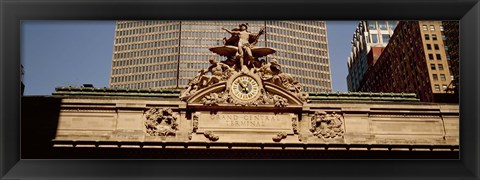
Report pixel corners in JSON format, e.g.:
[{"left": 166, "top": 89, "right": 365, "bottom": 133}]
[
  {"left": 272, "top": 132, "right": 288, "bottom": 142},
  {"left": 228, "top": 97, "right": 257, "bottom": 106},
  {"left": 188, "top": 131, "right": 193, "bottom": 140},
  {"left": 144, "top": 108, "right": 178, "bottom": 136},
  {"left": 201, "top": 91, "right": 230, "bottom": 106},
  {"left": 192, "top": 113, "right": 199, "bottom": 132},
  {"left": 249, "top": 89, "right": 287, "bottom": 107},
  {"left": 204, "top": 131, "right": 219, "bottom": 141},
  {"left": 310, "top": 111, "right": 344, "bottom": 139},
  {"left": 292, "top": 116, "right": 298, "bottom": 133},
  {"left": 272, "top": 94, "right": 289, "bottom": 107}
]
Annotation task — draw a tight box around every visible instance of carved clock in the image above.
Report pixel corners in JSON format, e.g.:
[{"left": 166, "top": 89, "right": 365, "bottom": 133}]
[{"left": 231, "top": 75, "right": 261, "bottom": 102}]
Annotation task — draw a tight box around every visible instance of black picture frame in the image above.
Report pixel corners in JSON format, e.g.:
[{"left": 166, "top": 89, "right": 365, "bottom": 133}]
[{"left": 1, "top": 0, "right": 479, "bottom": 179}]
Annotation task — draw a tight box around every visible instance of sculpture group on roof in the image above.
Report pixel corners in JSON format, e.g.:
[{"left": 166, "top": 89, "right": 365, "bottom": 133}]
[
  {"left": 210, "top": 23, "right": 275, "bottom": 71},
  {"left": 180, "top": 23, "right": 309, "bottom": 104}
]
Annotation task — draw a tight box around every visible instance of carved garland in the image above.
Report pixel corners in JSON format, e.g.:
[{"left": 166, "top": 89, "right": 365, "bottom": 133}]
[
  {"left": 144, "top": 108, "right": 178, "bottom": 136},
  {"left": 310, "top": 111, "right": 344, "bottom": 139},
  {"left": 201, "top": 91, "right": 231, "bottom": 106}
]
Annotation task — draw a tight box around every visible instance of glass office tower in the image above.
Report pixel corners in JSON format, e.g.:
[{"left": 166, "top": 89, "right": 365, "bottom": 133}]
[{"left": 110, "top": 21, "right": 332, "bottom": 92}]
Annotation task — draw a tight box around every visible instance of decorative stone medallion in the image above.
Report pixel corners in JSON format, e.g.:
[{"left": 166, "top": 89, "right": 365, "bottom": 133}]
[
  {"left": 310, "top": 111, "right": 344, "bottom": 139},
  {"left": 144, "top": 108, "right": 178, "bottom": 136}
]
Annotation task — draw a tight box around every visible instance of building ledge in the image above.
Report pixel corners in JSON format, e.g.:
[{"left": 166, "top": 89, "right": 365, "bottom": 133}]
[
  {"left": 52, "top": 139, "right": 458, "bottom": 152},
  {"left": 52, "top": 87, "right": 422, "bottom": 102},
  {"left": 53, "top": 86, "right": 181, "bottom": 98},
  {"left": 308, "top": 92, "right": 419, "bottom": 102}
]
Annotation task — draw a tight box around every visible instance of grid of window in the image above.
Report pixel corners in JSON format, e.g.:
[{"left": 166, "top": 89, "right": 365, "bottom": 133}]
[
  {"left": 347, "top": 21, "right": 398, "bottom": 92},
  {"left": 420, "top": 21, "right": 454, "bottom": 97},
  {"left": 266, "top": 21, "right": 331, "bottom": 92},
  {"left": 110, "top": 21, "right": 332, "bottom": 92},
  {"left": 353, "top": 21, "right": 455, "bottom": 102},
  {"left": 441, "top": 21, "right": 459, "bottom": 95},
  {"left": 111, "top": 21, "right": 181, "bottom": 89},
  {"left": 358, "top": 21, "right": 432, "bottom": 101}
]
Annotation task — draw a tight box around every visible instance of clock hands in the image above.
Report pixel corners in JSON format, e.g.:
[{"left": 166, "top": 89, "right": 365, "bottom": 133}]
[
  {"left": 243, "top": 87, "right": 250, "bottom": 93},
  {"left": 239, "top": 81, "right": 249, "bottom": 93},
  {"left": 233, "top": 77, "right": 258, "bottom": 100},
  {"left": 239, "top": 81, "right": 246, "bottom": 88}
]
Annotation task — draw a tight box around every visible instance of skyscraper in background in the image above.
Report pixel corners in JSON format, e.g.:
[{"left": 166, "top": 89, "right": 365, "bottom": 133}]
[
  {"left": 441, "top": 21, "right": 459, "bottom": 97},
  {"left": 109, "top": 21, "right": 332, "bottom": 92},
  {"left": 351, "top": 21, "right": 458, "bottom": 102},
  {"left": 346, "top": 21, "right": 397, "bottom": 91}
]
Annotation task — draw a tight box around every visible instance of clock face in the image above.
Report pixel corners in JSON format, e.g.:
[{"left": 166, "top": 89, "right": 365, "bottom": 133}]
[{"left": 231, "top": 76, "right": 260, "bottom": 101}]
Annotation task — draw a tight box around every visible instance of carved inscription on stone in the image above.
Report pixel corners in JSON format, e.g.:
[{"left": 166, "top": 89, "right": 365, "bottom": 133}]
[{"left": 196, "top": 112, "right": 294, "bottom": 133}]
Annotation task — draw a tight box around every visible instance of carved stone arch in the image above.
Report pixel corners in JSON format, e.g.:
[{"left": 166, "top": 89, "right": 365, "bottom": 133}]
[
  {"left": 264, "top": 82, "right": 304, "bottom": 106},
  {"left": 186, "top": 76, "right": 304, "bottom": 107},
  {"left": 186, "top": 82, "right": 226, "bottom": 104}
]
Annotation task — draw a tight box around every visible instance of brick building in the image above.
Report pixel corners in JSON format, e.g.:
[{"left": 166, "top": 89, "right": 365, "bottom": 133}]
[
  {"left": 347, "top": 21, "right": 397, "bottom": 92},
  {"left": 356, "top": 21, "right": 458, "bottom": 102},
  {"left": 441, "top": 21, "right": 459, "bottom": 96}
]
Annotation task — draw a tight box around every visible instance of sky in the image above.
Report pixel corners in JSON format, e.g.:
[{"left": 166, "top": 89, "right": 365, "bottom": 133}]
[{"left": 21, "top": 21, "right": 358, "bottom": 95}]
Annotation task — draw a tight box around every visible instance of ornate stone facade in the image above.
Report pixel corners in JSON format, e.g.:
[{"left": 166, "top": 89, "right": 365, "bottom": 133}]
[
  {"left": 32, "top": 86, "right": 460, "bottom": 159},
  {"left": 30, "top": 23, "right": 459, "bottom": 159}
]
